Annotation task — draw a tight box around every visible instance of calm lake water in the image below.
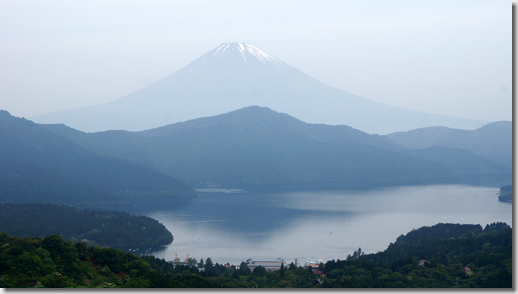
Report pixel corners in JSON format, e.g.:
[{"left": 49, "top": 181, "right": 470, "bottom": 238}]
[{"left": 135, "top": 184, "right": 511, "bottom": 266}]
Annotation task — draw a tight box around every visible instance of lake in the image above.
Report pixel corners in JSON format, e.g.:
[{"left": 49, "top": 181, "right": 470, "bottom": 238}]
[{"left": 133, "top": 184, "right": 511, "bottom": 266}]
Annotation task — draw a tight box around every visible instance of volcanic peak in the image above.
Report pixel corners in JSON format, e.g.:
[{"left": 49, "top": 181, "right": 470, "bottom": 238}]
[{"left": 211, "top": 42, "right": 283, "bottom": 65}]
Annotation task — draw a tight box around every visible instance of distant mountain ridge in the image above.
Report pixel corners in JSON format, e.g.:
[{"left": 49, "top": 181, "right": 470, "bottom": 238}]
[
  {"left": 40, "top": 106, "right": 510, "bottom": 190},
  {"left": 31, "top": 42, "right": 486, "bottom": 134},
  {"left": 386, "top": 121, "right": 512, "bottom": 168},
  {"left": 0, "top": 110, "right": 196, "bottom": 206},
  {"left": 139, "top": 106, "right": 402, "bottom": 150}
]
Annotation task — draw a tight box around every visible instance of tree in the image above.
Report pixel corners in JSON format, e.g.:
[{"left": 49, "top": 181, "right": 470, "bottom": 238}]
[
  {"left": 40, "top": 235, "right": 65, "bottom": 259},
  {"left": 307, "top": 266, "right": 313, "bottom": 276},
  {"left": 497, "top": 266, "right": 512, "bottom": 288},
  {"left": 204, "top": 258, "right": 213, "bottom": 272},
  {"left": 74, "top": 242, "right": 88, "bottom": 260},
  {"left": 289, "top": 262, "right": 296, "bottom": 270},
  {"left": 238, "top": 262, "right": 251, "bottom": 276},
  {"left": 348, "top": 248, "right": 364, "bottom": 260},
  {"left": 187, "top": 258, "right": 197, "bottom": 267},
  {"left": 252, "top": 266, "right": 266, "bottom": 277},
  {"left": 231, "top": 268, "right": 240, "bottom": 280},
  {"left": 318, "top": 262, "right": 324, "bottom": 271},
  {"left": 280, "top": 262, "right": 286, "bottom": 278}
]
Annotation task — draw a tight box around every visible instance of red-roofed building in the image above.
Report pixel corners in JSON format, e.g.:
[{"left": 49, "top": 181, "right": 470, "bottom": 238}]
[{"left": 312, "top": 269, "right": 327, "bottom": 278}]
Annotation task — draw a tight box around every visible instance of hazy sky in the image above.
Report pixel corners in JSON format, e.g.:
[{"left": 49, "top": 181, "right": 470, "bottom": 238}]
[{"left": 0, "top": 0, "right": 512, "bottom": 122}]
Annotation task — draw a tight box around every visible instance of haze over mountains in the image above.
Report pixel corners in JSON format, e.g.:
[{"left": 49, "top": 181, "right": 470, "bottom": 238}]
[
  {"left": 32, "top": 42, "right": 487, "bottom": 135},
  {"left": 0, "top": 110, "right": 196, "bottom": 206},
  {"left": 3, "top": 43, "right": 511, "bottom": 201},
  {"left": 386, "top": 121, "right": 512, "bottom": 168},
  {"left": 40, "top": 106, "right": 511, "bottom": 189}
]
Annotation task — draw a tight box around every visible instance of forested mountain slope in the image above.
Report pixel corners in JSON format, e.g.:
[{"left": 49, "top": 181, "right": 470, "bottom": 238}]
[
  {"left": 0, "top": 110, "right": 196, "bottom": 205},
  {"left": 0, "top": 233, "right": 217, "bottom": 288},
  {"left": 400, "top": 146, "right": 511, "bottom": 187},
  {"left": 41, "top": 106, "right": 461, "bottom": 189},
  {"left": 322, "top": 223, "right": 512, "bottom": 288},
  {"left": 0, "top": 202, "right": 173, "bottom": 248},
  {"left": 0, "top": 222, "right": 510, "bottom": 288},
  {"left": 385, "top": 121, "right": 512, "bottom": 168},
  {"left": 139, "top": 106, "right": 401, "bottom": 150}
]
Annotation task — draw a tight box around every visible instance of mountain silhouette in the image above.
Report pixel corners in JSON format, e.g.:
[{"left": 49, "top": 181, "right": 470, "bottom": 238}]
[
  {"left": 41, "top": 106, "right": 464, "bottom": 189},
  {"left": 32, "top": 42, "right": 486, "bottom": 134},
  {"left": 0, "top": 110, "right": 196, "bottom": 205},
  {"left": 386, "top": 121, "right": 512, "bottom": 168}
]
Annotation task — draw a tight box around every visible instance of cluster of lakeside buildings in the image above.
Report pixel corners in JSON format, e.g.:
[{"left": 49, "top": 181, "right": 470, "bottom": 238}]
[
  {"left": 245, "top": 258, "right": 328, "bottom": 278},
  {"left": 245, "top": 258, "right": 286, "bottom": 272},
  {"left": 165, "top": 252, "right": 326, "bottom": 273},
  {"left": 245, "top": 257, "right": 326, "bottom": 271}
]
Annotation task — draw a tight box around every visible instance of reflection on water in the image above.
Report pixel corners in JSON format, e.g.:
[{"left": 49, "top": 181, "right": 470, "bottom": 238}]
[
  {"left": 134, "top": 185, "right": 511, "bottom": 265},
  {"left": 194, "top": 188, "right": 247, "bottom": 194}
]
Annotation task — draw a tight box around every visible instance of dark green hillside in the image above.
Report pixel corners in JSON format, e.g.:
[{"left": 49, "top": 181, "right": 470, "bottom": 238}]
[
  {"left": 41, "top": 107, "right": 459, "bottom": 189},
  {"left": 498, "top": 184, "right": 512, "bottom": 203},
  {"left": 0, "top": 233, "right": 217, "bottom": 288},
  {"left": 359, "top": 222, "right": 511, "bottom": 267},
  {"left": 0, "top": 223, "right": 511, "bottom": 288},
  {"left": 394, "top": 223, "right": 483, "bottom": 243},
  {"left": 0, "top": 202, "right": 172, "bottom": 248},
  {"left": 386, "top": 121, "right": 512, "bottom": 168},
  {"left": 0, "top": 110, "right": 196, "bottom": 205},
  {"left": 323, "top": 223, "right": 512, "bottom": 288}
]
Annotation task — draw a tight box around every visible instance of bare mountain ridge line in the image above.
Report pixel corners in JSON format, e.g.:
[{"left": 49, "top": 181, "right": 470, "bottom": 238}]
[{"left": 31, "top": 42, "right": 487, "bottom": 134}]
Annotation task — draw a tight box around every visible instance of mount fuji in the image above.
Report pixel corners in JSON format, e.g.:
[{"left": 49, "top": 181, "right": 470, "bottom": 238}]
[{"left": 31, "top": 42, "right": 486, "bottom": 134}]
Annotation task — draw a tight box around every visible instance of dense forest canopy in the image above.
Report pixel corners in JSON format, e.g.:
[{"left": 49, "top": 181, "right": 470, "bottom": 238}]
[
  {"left": 498, "top": 184, "right": 512, "bottom": 203},
  {"left": 0, "top": 222, "right": 511, "bottom": 288},
  {"left": 0, "top": 202, "right": 173, "bottom": 248}
]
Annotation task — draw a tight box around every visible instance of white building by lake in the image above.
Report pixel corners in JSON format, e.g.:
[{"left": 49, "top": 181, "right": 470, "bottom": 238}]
[{"left": 246, "top": 258, "right": 286, "bottom": 271}]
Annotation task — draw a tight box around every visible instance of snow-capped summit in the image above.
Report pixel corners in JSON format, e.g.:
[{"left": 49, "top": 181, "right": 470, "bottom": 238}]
[
  {"left": 187, "top": 42, "right": 284, "bottom": 72},
  {"left": 31, "top": 42, "right": 486, "bottom": 134},
  {"left": 212, "top": 42, "right": 283, "bottom": 64}
]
